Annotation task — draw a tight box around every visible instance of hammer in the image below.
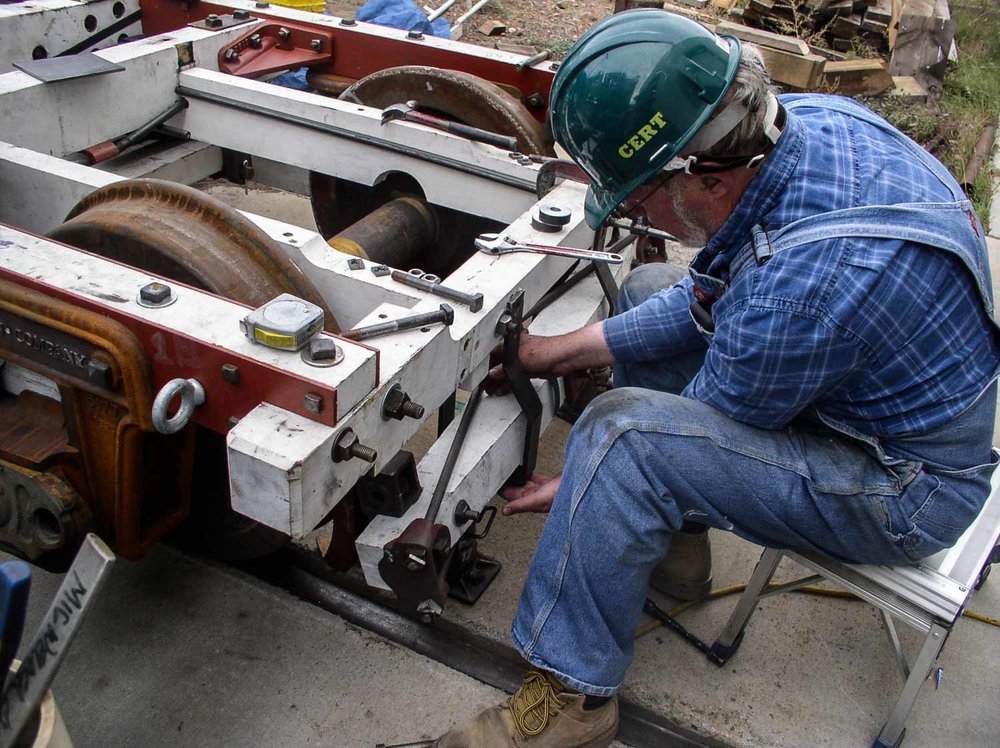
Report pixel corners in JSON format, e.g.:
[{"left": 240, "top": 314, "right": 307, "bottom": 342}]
[{"left": 381, "top": 101, "right": 517, "bottom": 152}]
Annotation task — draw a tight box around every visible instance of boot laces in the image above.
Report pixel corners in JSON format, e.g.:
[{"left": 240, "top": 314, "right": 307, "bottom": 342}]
[{"left": 508, "top": 670, "right": 566, "bottom": 738}]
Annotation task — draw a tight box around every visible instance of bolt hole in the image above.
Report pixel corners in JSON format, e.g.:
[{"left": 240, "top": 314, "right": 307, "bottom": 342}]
[
  {"left": 117, "top": 33, "right": 129, "bottom": 43},
  {"left": 84, "top": 14, "right": 98, "bottom": 31},
  {"left": 378, "top": 313, "right": 388, "bottom": 319},
  {"left": 32, "top": 45, "right": 48, "bottom": 60},
  {"left": 282, "top": 231, "right": 294, "bottom": 237},
  {"left": 112, "top": 1, "right": 126, "bottom": 17},
  {"left": 463, "top": 339, "right": 470, "bottom": 351},
  {"left": 32, "top": 508, "right": 62, "bottom": 545},
  {"left": 420, "top": 327, "right": 430, "bottom": 333},
  {"left": 460, "top": 368, "right": 468, "bottom": 379}
]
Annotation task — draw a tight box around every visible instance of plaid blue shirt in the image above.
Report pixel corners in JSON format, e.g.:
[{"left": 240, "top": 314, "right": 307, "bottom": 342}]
[{"left": 604, "top": 94, "right": 999, "bottom": 437}]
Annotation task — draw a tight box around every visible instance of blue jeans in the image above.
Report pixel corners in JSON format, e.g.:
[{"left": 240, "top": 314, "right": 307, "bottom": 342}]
[{"left": 511, "top": 264, "right": 998, "bottom": 696}]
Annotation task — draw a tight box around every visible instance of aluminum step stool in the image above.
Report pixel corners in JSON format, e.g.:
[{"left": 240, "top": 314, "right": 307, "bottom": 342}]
[{"left": 710, "top": 466, "right": 1000, "bottom": 748}]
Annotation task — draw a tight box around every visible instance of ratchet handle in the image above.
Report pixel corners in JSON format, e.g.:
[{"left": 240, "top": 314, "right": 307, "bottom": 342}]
[{"left": 408, "top": 111, "right": 517, "bottom": 151}]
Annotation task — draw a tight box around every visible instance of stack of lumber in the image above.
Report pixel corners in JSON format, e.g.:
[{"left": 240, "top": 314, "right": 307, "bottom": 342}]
[
  {"left": 739, "top": 0, "right": 894, "bottom": 55},
  {"left": 725, "top": 0, "right": 953, "bottom": 95}
]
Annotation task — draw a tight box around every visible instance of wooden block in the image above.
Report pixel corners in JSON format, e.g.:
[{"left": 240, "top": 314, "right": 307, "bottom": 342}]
[
  {"left": 865, "top": 5, "right": 893, "bottom": 23},
  {"left": 809, "top": 44, "right": 849, "bottom": 61},
  {"left": 831, "top": 13, "right": 863, "bottom": 37},
  {"left": 758, "top": 47, "right": 826, "bottom": 90},
  {"left": 822, "top": 59, "right": 894, "bottom": 94},
  {"left": 823, "top": 0, "right": 855, "bottom": 15},
  {"left": 673, "top": 0, "right": 709, "bottom": 8},
  {"left": 716, "top": 21, "right": 811, "bottom": 56},
  {"left": 832, "top": 37, "right": 853, "bottom": 52},
  {"left": 889, "top": 75, "right": 928, "bottom": 102},
  {"left": 889, "top": 0, "right": 954, "bottom": 80},
  {"left": 710, "top": 0, "right": 738, "bottom": 9},
  {"left": 862, "top": 18, "right": 889, "bottom": 34},
  {"left": 478, "top": 20, "right": 506, "bottom": 36}
]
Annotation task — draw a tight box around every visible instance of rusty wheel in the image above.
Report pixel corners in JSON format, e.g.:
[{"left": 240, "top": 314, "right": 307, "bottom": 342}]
[
  {"left": 48, "top": 179, "right": 334, "bottom": 560},
  {"left": 310, "top": 66, "right": 555, "bottom": 276}
]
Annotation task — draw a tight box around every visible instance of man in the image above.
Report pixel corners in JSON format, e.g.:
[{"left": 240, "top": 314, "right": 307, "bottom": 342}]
[{"left": 434, "top": 9, "right": 999, "bottom": 748}]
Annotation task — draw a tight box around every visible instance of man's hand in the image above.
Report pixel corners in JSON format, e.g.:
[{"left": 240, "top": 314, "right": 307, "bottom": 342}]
[{"left": 500, "top": 472, "right": 562, "bottom": 515}]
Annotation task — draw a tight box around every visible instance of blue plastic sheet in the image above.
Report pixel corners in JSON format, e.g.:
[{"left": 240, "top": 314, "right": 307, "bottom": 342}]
[{"left": 357, "top": 0, "right": 450, "bottom": 38}]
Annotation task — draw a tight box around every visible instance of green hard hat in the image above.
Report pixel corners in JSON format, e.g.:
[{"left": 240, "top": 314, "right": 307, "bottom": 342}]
[{"left": 549, "top": 10, "right": 742, "bottom": 228}]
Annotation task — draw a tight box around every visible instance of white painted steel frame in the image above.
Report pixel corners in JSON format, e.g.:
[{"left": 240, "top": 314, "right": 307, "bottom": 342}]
[
  {"left": 0, "top": 0, "right": 142, "bottom": 69},
  {"left": 0, "top": 3, "right": 622, "bottom": 592}
]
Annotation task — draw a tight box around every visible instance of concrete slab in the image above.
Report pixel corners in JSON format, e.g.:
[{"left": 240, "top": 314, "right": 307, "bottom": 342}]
[{"left": 3, "top": 545, "right": 508, "bottom": 748}]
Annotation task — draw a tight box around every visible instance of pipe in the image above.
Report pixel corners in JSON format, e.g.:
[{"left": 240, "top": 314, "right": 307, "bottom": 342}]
[
  {"left": 454, "top": 0, "right": 490, "bottom": 25},
  {"left": 326, "top": 197, "right": 437, "bottom": 269},
  {"left": 426, "top": 0, "right": 459, "bottom": 22},
  {"left": 961, "top": 124, "right": 997, "bottom": 197}
]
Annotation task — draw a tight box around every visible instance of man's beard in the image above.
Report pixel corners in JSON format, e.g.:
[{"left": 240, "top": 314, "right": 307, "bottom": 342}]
[{"left": 667, "top": 178, "right": 711, "bottom": 248}]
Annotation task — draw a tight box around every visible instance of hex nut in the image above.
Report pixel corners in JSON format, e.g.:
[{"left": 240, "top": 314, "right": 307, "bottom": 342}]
[
  {"left": 224, "top": 48, "right": 238, "bottom": 61},
  {"left": 304, "top": 393, "right": 323, "bottom": 414},
  {"left": 221, "top": 363, "right": 240, "bottom": 384},
  {"left": 370, "top": 264, "right": 391, "bottom": 277},
  {"left": 310, "top": 38, "right": 323, "bottom": 52},
  {"left": 87, "top": 358, "right": 113, "bottom": 388},
  {"left": 340, "top": 17, "right": 356, "bottom": 25},
  {"left": 233, "top": 9, "right": 250, "bottom": 19},
  {"left": 139, "top": 281, "right": 172, "bottom": 305},
  {"left": 407, "top": 30, "right": 424, "bottom": 40}
]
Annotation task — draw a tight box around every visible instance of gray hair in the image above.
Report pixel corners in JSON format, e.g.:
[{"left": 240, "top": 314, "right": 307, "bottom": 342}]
[{"left": 699, "top": 42, "right": 778, "bottom": 159}]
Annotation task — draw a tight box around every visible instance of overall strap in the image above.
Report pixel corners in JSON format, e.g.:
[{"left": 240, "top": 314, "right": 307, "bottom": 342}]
[{"left": 739, "top": 202, "right": 993, "bottom": 314}]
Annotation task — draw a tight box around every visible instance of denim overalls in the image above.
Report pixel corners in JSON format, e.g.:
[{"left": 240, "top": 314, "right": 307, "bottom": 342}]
[{"left": 511, "top": 97, "right": 1000, "bottom": 696}]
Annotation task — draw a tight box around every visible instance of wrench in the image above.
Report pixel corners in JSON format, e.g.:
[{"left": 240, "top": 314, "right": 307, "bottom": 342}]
[{"left": 474, "top": 233, "right": 623, "bottom": 265}]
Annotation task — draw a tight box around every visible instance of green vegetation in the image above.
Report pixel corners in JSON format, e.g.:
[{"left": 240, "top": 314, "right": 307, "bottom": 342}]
[{"left": 939, "top": 0, "right": 1000, "bottom": 222}]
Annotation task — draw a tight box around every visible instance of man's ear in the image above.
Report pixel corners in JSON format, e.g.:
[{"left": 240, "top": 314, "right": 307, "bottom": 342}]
[{"left": 697, "top": 169, "right": 746, "bottom": 200}]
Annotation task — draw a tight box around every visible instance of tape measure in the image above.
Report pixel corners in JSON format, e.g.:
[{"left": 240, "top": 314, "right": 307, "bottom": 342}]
[{"left": 240, "top": 294, "right": 324, "bottom": 351}]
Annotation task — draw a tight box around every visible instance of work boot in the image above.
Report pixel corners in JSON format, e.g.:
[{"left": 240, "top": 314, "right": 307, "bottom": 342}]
[
  {"left": 649, "top": 527, "right": 713, "bottom": 601},
  {"left": 432, "top": 669, "right": 618, "bottom": 748}
]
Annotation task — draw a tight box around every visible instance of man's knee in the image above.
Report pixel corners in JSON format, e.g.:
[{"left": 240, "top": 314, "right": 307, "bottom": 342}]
[{"left": 617, "top": 263, "right": 687, "bottom": 312}]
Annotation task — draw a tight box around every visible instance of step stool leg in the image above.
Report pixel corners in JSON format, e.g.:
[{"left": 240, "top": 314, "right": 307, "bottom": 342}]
[
  {"left": 710, "top": 547, "right": 784, "bottom": 663},
  {"left": 873, "top": 622, "right": 948, "bottom": 748}
]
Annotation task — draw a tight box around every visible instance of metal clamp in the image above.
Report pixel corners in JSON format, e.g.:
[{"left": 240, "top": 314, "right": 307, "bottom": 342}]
[
  {"left": 151, "top": 378, "right": 206, "bottom": 434},
  {"left": 496, "top": 290, "right": 542, "bottom": 486}
]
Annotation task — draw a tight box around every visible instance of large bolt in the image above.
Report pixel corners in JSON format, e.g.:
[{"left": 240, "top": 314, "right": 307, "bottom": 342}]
[
  {"left": 341, "top": 304, "right": 454, "bottom": 342},
  {"left": 389, "top": 271, "right": 483, "bottom": 312},
  {"left": 331, "top": 429, "right": 377, "bottom": 464},
  {"left": 310, "top": 38, "right": 323, "bottom": 52},
  {"left": 205, "top": 13, "right": 223, "bottom": 27},
  {"left": 249, "top": 33, "right": 262, "bottom": 48},
  {"left": 233, "top": 9, "right": 250, "bottom": 19},
  {"left": 278, "top": 27, "right": 291, "bottom": 43},
  {"left": 224, "top": 48, "right": 238, "bottom": 62},
  {"left": 381, "top": 383, "right": 425, "bottom": 422}
]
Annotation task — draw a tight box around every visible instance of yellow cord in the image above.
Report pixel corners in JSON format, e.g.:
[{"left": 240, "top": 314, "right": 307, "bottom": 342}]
[{"left": 634, "top": 582, "right": 1000, "bottom": 640}]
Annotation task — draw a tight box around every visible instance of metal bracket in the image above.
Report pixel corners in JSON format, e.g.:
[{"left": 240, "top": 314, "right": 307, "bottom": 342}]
[
  {"left": 496, "top": 289, "right": 542, "bottom": 486},
  {"left": 218, "top": 21, "right": 335, "bottom": 78}
]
